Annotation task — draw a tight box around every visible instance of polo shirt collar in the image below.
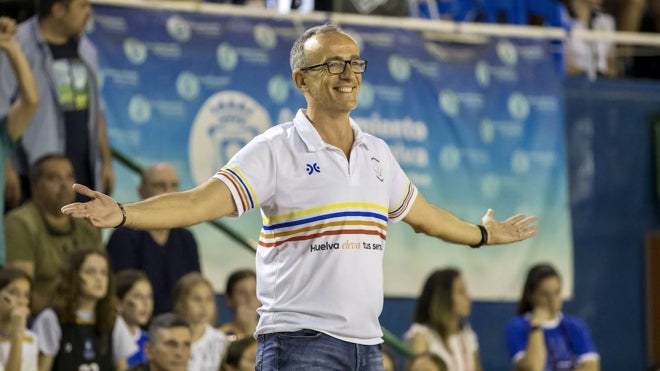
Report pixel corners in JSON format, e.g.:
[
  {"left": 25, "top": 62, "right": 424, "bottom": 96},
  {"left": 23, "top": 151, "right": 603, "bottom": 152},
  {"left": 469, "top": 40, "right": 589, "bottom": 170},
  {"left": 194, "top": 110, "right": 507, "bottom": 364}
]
[{"left": 294, "top": 109, "right": 368, "bottom": 152}]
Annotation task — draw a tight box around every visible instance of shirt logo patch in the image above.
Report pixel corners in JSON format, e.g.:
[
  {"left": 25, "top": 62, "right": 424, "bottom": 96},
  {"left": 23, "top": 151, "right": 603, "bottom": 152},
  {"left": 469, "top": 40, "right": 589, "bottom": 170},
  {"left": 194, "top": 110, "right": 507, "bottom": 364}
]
[
  {"left": 371, "top": 157, "right": 384, "bottom": 182},
  {"left": 306, "top": 163, "right": 321, "bottom": 175}
]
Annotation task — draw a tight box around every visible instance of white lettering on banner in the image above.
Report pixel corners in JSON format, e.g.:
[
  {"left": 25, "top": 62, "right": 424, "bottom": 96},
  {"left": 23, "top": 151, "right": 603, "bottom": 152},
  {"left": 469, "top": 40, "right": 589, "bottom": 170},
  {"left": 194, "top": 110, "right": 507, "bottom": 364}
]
[
  {"left": 152, "top": 100, "right": 186, "bottom": 118},
  {"left": 146, "top": 42, "right": 182, "bottom": 59},
  {"left": 356, "top": 114, "right": 428, "bottom": 141},
  {"left": 190, "top": 22, "right": 223, "bottom": 37},
  {"left": 236, "top": 48, "right": 270, "bottom": 64},
  {"left": 103, "top": 68, "right": 139, "bottom": 86},
  {"left": 199, "top": 75, "right": 231, "bottom": 89},
  {"left": 390, "top": 144, "right": 428, "bottom": 167},
  {"left": 370, "top": 85, "right": 404, "bottom": 102},
  {"left": 527, "top": 96, "right": 560, "bottom": 112},
  {"left": 456, "top": 92, "right": 485, "bottom": 109},
  {"left": 489, "top": 66, "right": 518, "bottom": 82},
  {"left": 94, "top": 15, "right": 128, "bottom": 33},
  {"left": 410, "top": 59, "right": 440, "bottom": 79}
]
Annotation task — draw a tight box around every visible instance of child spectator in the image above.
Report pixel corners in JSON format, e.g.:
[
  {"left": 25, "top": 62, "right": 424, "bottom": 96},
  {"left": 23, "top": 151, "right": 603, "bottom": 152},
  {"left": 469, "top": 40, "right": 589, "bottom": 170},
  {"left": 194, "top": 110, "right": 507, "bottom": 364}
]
[
  {"left": 404, "top": 268, "right": 481, "bottom": 371},
  {"left": 218, "top": 269, "right": 259, "bottom": 341},
  {"left": 0, "top": 267, "right": 37, "bottom": 371},
  {"left": 116, "top": 269, "right": 154, "bottom": 368},
  {"left": 32, "top": 249, "right": 136, "bottom": 371},
  {"left": 505, "top": 263, "right": 600, "bottom": 370},
  {"left": 220, "top": 336, "right": 256, "bottom": 371},
  {"left": 173, "top": 272, "right": 228, "bottom": 371}
]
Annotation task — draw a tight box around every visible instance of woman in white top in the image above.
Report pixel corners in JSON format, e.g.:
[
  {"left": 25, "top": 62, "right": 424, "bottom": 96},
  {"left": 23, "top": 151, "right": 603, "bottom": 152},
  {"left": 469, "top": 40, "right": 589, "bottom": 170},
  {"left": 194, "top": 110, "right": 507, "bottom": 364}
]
[
  {"left": 0, "top": 268, "right": 37, "bottom": 371},
  {"left": 404, "top": 268, "right": 482, "bottom": 371},
  {"left": 173, "top": 272, "right": 227, "bottom": 371},
  {"left": 32, "top": 249, "right": 136, "bottom": 371},
  {"left": 562, "top": 0, "right": 617, "bottom": 77}
]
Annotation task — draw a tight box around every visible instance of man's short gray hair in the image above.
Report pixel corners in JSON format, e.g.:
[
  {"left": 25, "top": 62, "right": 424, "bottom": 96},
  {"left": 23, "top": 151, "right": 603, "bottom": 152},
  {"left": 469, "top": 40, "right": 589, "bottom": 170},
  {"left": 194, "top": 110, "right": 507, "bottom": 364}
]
[{"left": 289, "top": 22, "right": 346, "bottom": 72}]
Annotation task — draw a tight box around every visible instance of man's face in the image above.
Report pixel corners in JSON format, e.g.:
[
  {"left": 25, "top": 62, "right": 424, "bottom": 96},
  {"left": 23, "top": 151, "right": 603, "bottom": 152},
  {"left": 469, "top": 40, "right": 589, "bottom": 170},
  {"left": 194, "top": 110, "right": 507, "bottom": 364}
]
[
  {"left": 33, "top": 158, "right": 76, "bottom": 214},
  {"left": 139, "top": 164, "right": 180, "bottom": 200},
  {"left": 147, "top": 327, "right": 192, "bottom": 371},
  {"left": 57, "top": 0, "right": 92, "bottom": 37},
  {"left": 297, "top": 32, "right": 362, "bottom": 115}
]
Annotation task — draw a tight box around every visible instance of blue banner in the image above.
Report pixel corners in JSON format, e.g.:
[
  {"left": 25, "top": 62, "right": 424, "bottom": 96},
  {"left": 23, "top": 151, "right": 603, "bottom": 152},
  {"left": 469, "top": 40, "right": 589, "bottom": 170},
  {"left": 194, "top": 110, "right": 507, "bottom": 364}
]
[{"left": 90, "top": 3, "right": 572, "bottom": 300}]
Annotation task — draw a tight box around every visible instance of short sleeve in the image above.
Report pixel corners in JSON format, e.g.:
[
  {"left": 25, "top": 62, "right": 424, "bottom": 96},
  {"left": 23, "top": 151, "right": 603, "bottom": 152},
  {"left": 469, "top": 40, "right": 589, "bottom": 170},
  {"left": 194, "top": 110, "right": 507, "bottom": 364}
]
[
  {"left": 385, "top": 144, "right": 418, "bottom": 222},
  {"left": 566, "top": 317, "right": 599, "bottom": 361},
  {"left": 505, "top": 318, "right": 528, "bottom": 362},
  {"left": 112, "top": 316, "right": 139, "bottom": 363},
  {"left": 5, "top": 214, "right": 36, "bottom": 263},
  {"left": 213, "top": 134, "right": 276, "bottom": 217},
  {"left": 31, "top": 308, "right": 62, "bottom": 356}
]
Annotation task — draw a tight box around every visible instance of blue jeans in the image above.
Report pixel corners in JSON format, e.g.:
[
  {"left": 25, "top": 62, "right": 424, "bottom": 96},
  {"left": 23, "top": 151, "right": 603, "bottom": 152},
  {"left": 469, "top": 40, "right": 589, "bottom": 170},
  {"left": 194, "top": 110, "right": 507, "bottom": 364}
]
[{"left": 256, "top": 329, "right": 384, "bottom": 370}]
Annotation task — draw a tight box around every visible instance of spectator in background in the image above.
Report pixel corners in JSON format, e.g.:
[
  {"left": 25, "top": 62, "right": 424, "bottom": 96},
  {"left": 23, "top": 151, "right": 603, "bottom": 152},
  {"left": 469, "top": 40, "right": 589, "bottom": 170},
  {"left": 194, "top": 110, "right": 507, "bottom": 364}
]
[
  {"left": 173, "top": 272, "right": 228, "bottom": 371},
  {"left": 0, "top": 16, "right": 39, "bottom": 267},
  {"left": 220, "top": 336, "right": 257, "bottom": 371},
  {"left": 404, "top": 268, "right": 482, "bottom": 371},
  {"left": 116, "top": 269, "right": 154, "bottom": 368},
  {"left": 407, "top": 353, "right": 448, "bottom": 371},
  {"left": 31, "top": 249, "right": 137, "bottom": 371},
  {"left": 382, "top": 348, "right": 396, "bottom": 371},
  {"left": 562, "top": 0, "right": 617, "bottom": 77},
  {"left": 0, "top": 0, "right": 114, "bottom": 204},
  {"left": 0, "top": 267, "right": 37, "bottom": 371},
  {"left": 5, "top": 154, "right": 101, "bottom": 314},
  {"left": 128, "top": 313, "right": 191, "bottom": 371},
  {"left": 218, "top": 269, "right": 259, "bottom": 341},
  {"left": 505, "top": 263, "right": 600, "bottom": 371},
  {"left": 107, "top": 162, "right": 200, "bottom": 315}
]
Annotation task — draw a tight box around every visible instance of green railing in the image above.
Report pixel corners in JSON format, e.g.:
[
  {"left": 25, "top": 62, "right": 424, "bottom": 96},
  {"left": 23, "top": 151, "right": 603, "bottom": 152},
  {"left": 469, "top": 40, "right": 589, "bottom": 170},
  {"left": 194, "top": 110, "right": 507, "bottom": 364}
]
[{"left": 111, "top": 148, "right": 414, "bottom": 358}]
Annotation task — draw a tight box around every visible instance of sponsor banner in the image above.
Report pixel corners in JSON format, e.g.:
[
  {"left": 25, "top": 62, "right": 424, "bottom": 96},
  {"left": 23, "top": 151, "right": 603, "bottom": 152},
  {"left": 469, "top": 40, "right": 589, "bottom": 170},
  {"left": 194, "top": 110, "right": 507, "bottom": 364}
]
[{"left": 90, "top": 4, "right": 571, "bottom": 300}]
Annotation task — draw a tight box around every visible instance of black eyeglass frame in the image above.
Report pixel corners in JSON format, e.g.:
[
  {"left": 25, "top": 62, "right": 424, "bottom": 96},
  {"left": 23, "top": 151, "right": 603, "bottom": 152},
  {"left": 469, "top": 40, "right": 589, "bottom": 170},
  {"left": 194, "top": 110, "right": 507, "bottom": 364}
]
[{"left": 299, "top": 59, "right": 368, "bottom": 75}]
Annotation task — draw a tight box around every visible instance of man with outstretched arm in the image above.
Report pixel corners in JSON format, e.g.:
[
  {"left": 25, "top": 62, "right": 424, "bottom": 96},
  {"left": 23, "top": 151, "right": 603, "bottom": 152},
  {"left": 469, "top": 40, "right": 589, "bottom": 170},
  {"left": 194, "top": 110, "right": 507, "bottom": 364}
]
[{"left": 63, "top": 22, "right": 536, "bottom": 370}]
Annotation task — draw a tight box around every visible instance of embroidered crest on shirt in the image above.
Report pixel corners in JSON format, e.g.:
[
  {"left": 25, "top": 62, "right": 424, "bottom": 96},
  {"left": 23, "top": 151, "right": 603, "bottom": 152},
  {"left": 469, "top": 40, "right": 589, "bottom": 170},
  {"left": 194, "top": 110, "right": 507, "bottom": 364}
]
[{"left": 371, "top": 157, "right": 383, "bottom": 181}]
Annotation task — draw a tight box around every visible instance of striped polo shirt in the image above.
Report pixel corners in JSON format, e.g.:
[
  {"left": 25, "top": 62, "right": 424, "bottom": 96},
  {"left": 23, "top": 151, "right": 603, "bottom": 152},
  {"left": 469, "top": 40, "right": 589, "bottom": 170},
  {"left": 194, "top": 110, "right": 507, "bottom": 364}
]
[{"left": 214, "top": 109, "right": 418, "bottom": 345}]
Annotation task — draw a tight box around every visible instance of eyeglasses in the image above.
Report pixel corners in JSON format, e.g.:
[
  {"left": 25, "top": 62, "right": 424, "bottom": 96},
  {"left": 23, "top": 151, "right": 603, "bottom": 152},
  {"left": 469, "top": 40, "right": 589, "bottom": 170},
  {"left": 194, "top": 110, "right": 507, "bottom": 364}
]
[{"left": 299, "top": 59, "right": 368, "bottom": 75}]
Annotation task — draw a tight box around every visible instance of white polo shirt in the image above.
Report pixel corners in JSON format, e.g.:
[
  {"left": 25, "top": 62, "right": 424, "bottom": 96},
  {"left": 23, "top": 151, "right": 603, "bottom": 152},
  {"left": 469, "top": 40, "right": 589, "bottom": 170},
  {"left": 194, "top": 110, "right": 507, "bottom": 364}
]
[{"left": 214, "top": 109, "right": 418, "bottom": 345}]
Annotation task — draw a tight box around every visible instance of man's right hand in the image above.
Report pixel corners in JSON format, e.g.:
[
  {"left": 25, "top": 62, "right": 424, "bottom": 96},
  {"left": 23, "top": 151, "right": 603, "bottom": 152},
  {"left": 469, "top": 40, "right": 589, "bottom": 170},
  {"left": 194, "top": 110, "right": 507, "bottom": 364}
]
[{"left": 61, "top": 183, "right": 124, "bottom": 228}]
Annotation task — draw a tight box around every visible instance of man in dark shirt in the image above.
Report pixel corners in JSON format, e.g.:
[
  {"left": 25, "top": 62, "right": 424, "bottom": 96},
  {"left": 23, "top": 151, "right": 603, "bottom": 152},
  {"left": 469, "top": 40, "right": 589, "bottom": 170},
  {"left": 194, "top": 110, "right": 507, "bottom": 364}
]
[{"left": 107, "top": 163, "right": 201, "bottom": 314}]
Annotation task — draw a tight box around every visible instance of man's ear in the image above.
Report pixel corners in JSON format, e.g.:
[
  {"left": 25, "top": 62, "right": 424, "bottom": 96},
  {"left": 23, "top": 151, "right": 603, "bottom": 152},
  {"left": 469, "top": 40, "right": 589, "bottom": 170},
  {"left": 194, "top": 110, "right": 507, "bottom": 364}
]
[{"left": 293, "top": 71, "right": 307, "bottom": 91}]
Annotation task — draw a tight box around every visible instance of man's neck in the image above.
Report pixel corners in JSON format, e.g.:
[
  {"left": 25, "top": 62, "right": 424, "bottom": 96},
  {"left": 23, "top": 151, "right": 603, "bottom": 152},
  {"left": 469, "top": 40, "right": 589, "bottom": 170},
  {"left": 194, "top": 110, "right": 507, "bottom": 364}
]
[
  {"left": 36, "top": 202, "right": 72, "bottom": 232},
  {"left": 39, "top": 18, "right": 72, "bottom": 45},
  {"left": 304, "top": 109, "right": 354, "bottom": 158}
]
